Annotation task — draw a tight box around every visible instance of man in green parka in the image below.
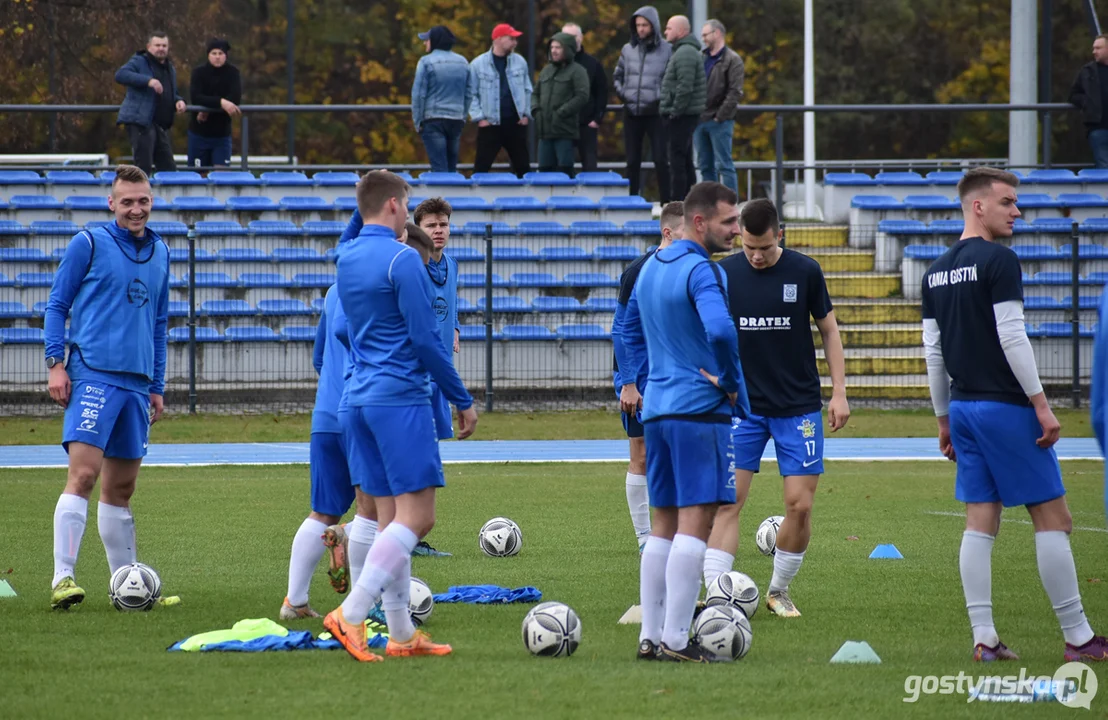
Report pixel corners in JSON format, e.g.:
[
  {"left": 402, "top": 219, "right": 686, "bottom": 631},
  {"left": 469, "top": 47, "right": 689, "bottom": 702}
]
[
  {"left": 532, "top": 32, "right": 590, "bottom": 176},
  {"left": 660, "top": 15, "right": 706, "bottom": 202}
]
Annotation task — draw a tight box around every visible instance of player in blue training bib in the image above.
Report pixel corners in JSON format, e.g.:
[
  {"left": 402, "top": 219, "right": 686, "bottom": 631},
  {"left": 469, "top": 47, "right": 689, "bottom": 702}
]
[
  {"left": 923, "top": 168, "right": 1108, "bottom": 662},
  {"left": 709, "top": 199, "right": 850, "bottom": 620}
]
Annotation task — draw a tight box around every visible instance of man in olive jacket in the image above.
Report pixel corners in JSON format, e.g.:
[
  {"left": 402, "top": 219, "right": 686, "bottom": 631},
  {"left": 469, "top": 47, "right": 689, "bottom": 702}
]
[
  {"left": 660, "top": 15, "right": 706, "bottom": 203},
  {"left": 533, "top": 32, "right": 590, "bottom": 176},
  {"left": 695, "top": 19, "right": 744, "bottom": 193}
]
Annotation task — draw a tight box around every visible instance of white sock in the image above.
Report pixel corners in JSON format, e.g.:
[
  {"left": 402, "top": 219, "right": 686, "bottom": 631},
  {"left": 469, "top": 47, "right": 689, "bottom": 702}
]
[
  {"left": 638, "top": 536, "right": 671, "bottom": 645},
  {"left": 285, "top": 517, "right": 327, "bottom": 607},
  {"left": 98, "top": 502, "right": 137, "bottom": 575},
  {"left": 347, "top": 515, "right": 378, "bottom": 587},
  {"left": 768, "top": 548, "right": 805, "bottom": 594},
  {"left": 960, "top": 530, "right": 999, "bottom": 647},
  {"left": 703, "top": 549, "right": 734, "bottom": 590},
  {"left": 661, "top": 534, "right": 707, "bottom": 651},
  {"left": 381, "top": 556, "right": 417, "bottom": 642},
  {"left": 626, "top": 473, "right": 650, "bottom": 543},
  {"left": 53, "top": 494, "right": 88, "bottom": 588},
  {"left": 1036, "top": 530, "right": 1096, "bottom": 647},
  {"left": 341, "top": 522, "right": 418, "bottom": 624}
]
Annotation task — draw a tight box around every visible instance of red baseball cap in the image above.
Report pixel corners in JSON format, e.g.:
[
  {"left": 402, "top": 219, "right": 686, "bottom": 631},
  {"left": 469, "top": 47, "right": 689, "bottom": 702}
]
[{"left": 491, "top": 23, "right": 523, "bottom": 40}]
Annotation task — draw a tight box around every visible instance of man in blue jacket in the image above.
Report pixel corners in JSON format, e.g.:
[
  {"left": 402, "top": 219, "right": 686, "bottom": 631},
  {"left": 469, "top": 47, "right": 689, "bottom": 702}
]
[
  {"left": 44, "top": 164, "right": 171, "bottom": 611},
  {"left": 412, "top": 26, "right": 473, "bottom": 173},
  {"left": 469, "top": 23, "right": 533, "bottom": 177},
  {"left": 115, "top": 32, "right": 186, "bottom": 178},
  {"left": 618, "top": 181, "right": 748, "bottom": 662}
]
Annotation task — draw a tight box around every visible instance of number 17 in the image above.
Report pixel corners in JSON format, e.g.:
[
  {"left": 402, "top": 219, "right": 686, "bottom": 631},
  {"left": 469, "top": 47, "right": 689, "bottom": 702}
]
[{"left": 805, "top": 440, "right": 816, "bottom": 456}]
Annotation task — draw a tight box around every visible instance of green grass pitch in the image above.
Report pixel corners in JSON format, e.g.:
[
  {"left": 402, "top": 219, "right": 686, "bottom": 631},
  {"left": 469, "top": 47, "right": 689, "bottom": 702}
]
[{"left": 1, "top": 461, "right": 1106, "bottom": 719}]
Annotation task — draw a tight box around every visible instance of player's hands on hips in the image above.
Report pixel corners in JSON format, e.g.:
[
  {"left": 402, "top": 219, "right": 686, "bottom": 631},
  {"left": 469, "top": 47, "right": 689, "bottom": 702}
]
[
  {"left": 936, "top": 415, "right": 956, "bottom": 461},
  {"left": 456, "top": 406, "right": 478, "bottom": 440},
  {"left": 698, "top": 368, "right": 738, "bottom": 407},
  {"left": 1034, "top": 403, "right": 1061, "bottom": 449},
  {"left": 827, "top": 392, "right": 850, "bottom": 432},
  {"left": 619, "top": 384, "right": 642, "bottom": 414},
  {"left": 149, "top": 394, "right": 164, "bottom": 424},
  {"left": 48, "top": 366, "right": 71, "bottom": 408}
]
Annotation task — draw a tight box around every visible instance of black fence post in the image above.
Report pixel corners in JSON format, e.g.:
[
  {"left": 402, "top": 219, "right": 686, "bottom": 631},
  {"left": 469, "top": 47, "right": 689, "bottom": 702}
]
[
  {"left": 774, "top": 114, "right": 784, "bottom": 215},
  {"left": 187, "top": 229, "right": 198, "bottom": 414},
  {"left": 484, "top": 224, "right": 494, "bottom": 412},
  {"left": 240, "top": 115, "right": 250, "bottom": 171},
  {"left": 1071, "top": 220, "right": 1081, "bottom": 409}
]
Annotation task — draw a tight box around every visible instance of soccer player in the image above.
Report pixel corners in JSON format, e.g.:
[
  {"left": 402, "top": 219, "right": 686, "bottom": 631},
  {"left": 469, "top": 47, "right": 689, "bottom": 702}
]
[
  {"left": 612, "top": 201, "right": 685, "bottom": 552},
  {"left": 923, "top": 167, "right": 1107, "bottom": 662},
  {"left": 618, "top": 181, "right": 749, "bottom": 662},
  {"left": 704, "top": 198, "right": 850, "bottom": 618},
  {"left": 1093, "top": 291, "right": 1108, "bottom": 526},
  {"left": 324, "top": 171, "right": 478, "bottom": 662},
  {"left": 44, "top": 164, "right": 172, "bottom": 610}
]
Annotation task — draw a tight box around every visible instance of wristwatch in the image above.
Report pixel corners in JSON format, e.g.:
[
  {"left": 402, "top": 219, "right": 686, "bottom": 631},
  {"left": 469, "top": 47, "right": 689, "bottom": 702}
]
[{"left": 46, "top": 356, "right": 63, "bottom": 369}]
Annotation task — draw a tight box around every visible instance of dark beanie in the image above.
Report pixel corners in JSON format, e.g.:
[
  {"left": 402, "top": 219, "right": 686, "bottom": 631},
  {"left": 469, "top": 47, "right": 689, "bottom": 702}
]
[
  {"left": 428, "top": 26, "right": 457, "bottom": 51},
  {"left": 206, "top": 38, "right": 231, "bottom": 54}
]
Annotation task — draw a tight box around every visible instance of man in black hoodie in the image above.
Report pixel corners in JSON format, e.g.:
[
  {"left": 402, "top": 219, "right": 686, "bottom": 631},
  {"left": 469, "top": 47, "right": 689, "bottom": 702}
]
[
  {"left": 1069, "top": 34, "right": 1108, "bottom": 169},
  {"left": 188, "top": 39, "right": 242, "bottom": 169},
  {"left": 562, "top": 23, "right": 609, "bottom": 173},
  {"left": 114, "top": 32, "right": 186, "bottom": 177}
]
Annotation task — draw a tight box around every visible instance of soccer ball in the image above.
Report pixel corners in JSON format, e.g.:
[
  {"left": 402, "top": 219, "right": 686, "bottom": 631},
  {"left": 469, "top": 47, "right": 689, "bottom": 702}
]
[
  {"left": 705, "top": 571, "right": 760, "bottom": 619},
  {"left": 479, "top": 517, "right": 522, "bottom": 557},
  {"left": 693, "top": 605, "right": 753, "bottom": 661},
  {"left": 755, "top": 515, "right": 784, "bottom": 556},
  {"left": 409, "top": 577, "right": 434, "bottom": 626},
  {"left": 109, "top": 563, "right": 161, "bottom": 612},
  {"left": 522, "top": 602, "right": 581, "bottom": 657}
]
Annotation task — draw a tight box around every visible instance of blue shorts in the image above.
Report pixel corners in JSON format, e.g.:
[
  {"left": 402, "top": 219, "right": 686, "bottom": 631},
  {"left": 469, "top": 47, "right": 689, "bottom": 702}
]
[
  {"left": 622, "top": 409, "right": 644, "bottom": 439},
  {"left": 731, "top": 411, "right": 825, "bottom": 477},
  {"left": 949, "top": 400, "right": 1065, "bottom": 508},
  {"left": 342, "top": 404, "right": 446, "bottom": 498},
  {"left": 644, "top": 418, "right": 735, "bottom": 508},
  {"left": 62, "top": 381, "right": 149, "bottom": 460},
  {"left": 430, "top": 383, "right": 454, "bottom": 440},
  {"left": 309, "top": 432, "right": 356, "bottom": 517}
]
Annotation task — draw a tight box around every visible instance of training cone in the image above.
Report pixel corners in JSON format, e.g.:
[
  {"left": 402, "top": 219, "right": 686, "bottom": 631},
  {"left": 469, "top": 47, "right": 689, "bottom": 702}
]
[
  {"left": 830, "top": 640, "right": 881, "bottom": 664},
  {"left": 618, "top": 605, "right": 642, "bottom": 625},
  {"left": 0, "top": 579, "right": 17, "bottom": 598},
  {"left": 868, "top": 543, "right": 903, "bottom": 559}
]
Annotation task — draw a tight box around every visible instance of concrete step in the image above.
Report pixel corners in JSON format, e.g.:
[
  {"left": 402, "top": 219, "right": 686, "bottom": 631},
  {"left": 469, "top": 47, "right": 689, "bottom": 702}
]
[
  {"left": 824, "top": 272, "right": 901, "bottom": 299},
  {"left": 812, "top": 323, "right": 919, "bottom": 348},
  {"left": 802, "top": 249, "right": 874, "bottom": 273},
  {"left": 815, "top": 345, "right": 926, "bottom": 376},
  {"left": 819, "top": 375, "right": 929, "bottom": 400},
  {"left": 832, "top": 300, "right": 920, "bottom": 325},
  {"left": 784, "top": 224, "right": 848, "bottom": 248}
]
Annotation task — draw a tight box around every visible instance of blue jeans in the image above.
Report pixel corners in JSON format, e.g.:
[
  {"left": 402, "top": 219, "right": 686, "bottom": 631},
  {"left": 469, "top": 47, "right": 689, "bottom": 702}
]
[
  {"left": 693, "top": 120, "right": 737, "bottom": 193},
  {"left": 420, "top": 119, "right": 464, "bottom": 173},
  {"left": 186, "top": 132, "right": 232, "bottom": 168},
  {"left": 1090, "top": 128, "right": 1108, "bottom": 169}
]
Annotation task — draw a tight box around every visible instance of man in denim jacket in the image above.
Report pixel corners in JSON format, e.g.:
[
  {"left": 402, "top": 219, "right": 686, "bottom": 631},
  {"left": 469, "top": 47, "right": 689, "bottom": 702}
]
[
  {"left": 115, "top": 32, "right": 186, "bottom": 178},
  {"left": 412, "top": 26, "right": 473, "bottom": 173},
  {"left": 468, "top": 23, "right": 533, "bottom": 178}
]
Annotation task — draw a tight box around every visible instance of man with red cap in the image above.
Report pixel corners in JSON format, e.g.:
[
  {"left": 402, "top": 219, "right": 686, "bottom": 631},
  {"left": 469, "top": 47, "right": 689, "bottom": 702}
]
[{"left": 468, "top": 23, "right": 533, "bottom": 178}]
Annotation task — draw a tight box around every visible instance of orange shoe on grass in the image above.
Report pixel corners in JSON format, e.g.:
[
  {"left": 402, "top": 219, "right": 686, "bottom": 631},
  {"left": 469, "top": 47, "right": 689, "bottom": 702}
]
[
  {"left": 324, "top": 607, "right": 383, "bottom": 662},
  {"left": 386, "top": 628, "right": 453, "bottom": 657}
]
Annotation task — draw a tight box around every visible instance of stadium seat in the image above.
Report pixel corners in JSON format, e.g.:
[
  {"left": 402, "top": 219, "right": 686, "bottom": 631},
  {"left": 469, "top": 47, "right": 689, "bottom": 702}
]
[
  {"left": 303, "top": 221, "right": 346, "bottom": 236},
  {"left": 624, "top": 220, "right": 661, "bottom": 236},
  {"left": 395, "top": 172, "right": 421, "bottom": 186},
  {"left": 492, "top": 246, "right": 537, "bottom": 261},
  {"left": 168, "top": 248, "right": 216, "bottom": 262},
  {"left": 226, "top": 326, "right": 280, "bottom": 342},
  {"left": 209, "top": 171, "right": 262, "bottom": 186},
  {"left": 280, "top": 196, "right": 331, "bottom": 211},
  {"left": 216, "top": 247, "right": 268, "bottom": 262},
  {"left": 462, "top": 221, "right": 514, "bottom": 235},
  {"left": 518, "top": 222, "right": 570, "bottom": 236},
  {"left": 200, "top": 300, "right": 254, "bottom": 316},
  {"left": 1060, "top": 244, "right": 1108, "bottom": 259},
  {"left": 169, "top": 326, "right": 224, "bottom": 342},
  {"left": 445, "top": 247, "right": 484, "bottom": 262},
  {"left": 147, "top": 221, "right": 189, "bottom": 236},
  {"left": 532, "top": 296, "right": 583, "bottom": 312},
  {"left": 1078, "top": 169, "right": 1108, "bottom": 182},
  {"left": 524, "top": 172, "right": 575, "bottom": 187},
  {"left": 0, "top": 221, "right": 28, "bottom": 235},
  {"left": 443, "top": 196, "right": 492, "bottom": 210},
  {"left": 823, "top": 172, "right": 876, "bottom": 185},
  {"left": 539, "top": 246, "right": 590, "bottom": 261},
  {"left": 1025, "top": 169, "right": 1078, "bottom": 184},
  {"left": 564, "top": 272, "right": 618, "bottom": 287},
  {"left": 1061, "top": 295, "right": 1102, "bottom": 309},
  {"left": 240, "top": 272, "right": 291, "bottom": 288},
  {"left": 0, "top": 327, "right": 44, "bottom": 344},
  {"left": 459, "top": 273, "right": 508, "bottom": 288},
  {"left": 1031, "top": 272, "right": 1077, "bottom": 285},
  {"left": 593, "top": 245, "right": 640, "bottom": 261},
  {"left": 902, "top": 245, "right": 944, "bottom": 261},
  {"left": 511, "top": 272, "right": 560, "bottom": 288},
  {"left": 81, "top": 221, "right": 111, "bottom": 231},
  {"left": 11, "top": 195, "right": 63, "bottom": 209},
  {"left": 850, "top": 195, "right": 904, "bottom": 209},
  {"left": 457, "top": 297, "right": 476, "bottom": 313},
  {"left": 600, "top": 196, "right": 652, "bottom": 210},
  {"left": 1031, "top": 217, "right": 1078, "bottom": 233},
  {"left": 557, "top": 323, "right": 609, "bottom": 340},
  {"left": 168, "top": 301, "right": 190, "bottom": 317},
  {"left": 15, "top": 272, "right": 53, "bottom": 287},
  {"left": 576, "top": 172, "right": 630, "bottom": 187},
  {"left": 0, "top": 272, "right": 10, "bottom": 286},
  {"left": 313, "top": 172, "right": 359, "bottom": 186},
  {"left": 494, "top": 197, "right": 546, "bottom": 211},
  {"left": 1037, "top": 322, "right": 1073, "bottom": 337},
  {"left": 585, "top": 297, "right": 619, "bottom": 312},
  {"left": 903, "top": 195, "right": 959, "bottom": 210},
  {"left": 0, "top": 171, "right": 45, "bottom": 185},
  {"left": 0, "top": 248, "right": 48, "bottom": 261},
  {"left": 877, "top": 219, "right": 928, "bottom": 234},
  {"left": 259, "top": 299, "right": 314, "bottom": 316},
  {"left": 570, "top": 221, "right": 625, "bottom": 236},
  {"left": 292, "top": 273, "right": 336, "bottom": 288},
  {"left": 334, "top": 197, "right": 358, "bottom": 211},
  {"left": 186, "top": 272, "right": 237, "bottom": 288},
  {"left": 548, "top": 196, "right": 600, "bottom": 211},
  {"left": 472, "top": 172, "right": 526, "bottom": 187},
  {"left": 0, "top": 301, "right": 31, "bottom": 319},
  {"left": 1058, "top": 193, "right": 1108, "bottom": 208},
  {"left": 502, "top": 324, "right": 556, "bottom": 340},
  {"left": 152, "top": 171, "right": 207, "bottom": 186},
  {"left": 174, "top": 196, "right": 225, "bottom": 211},
  {"left": 281, "top": 326, "right": 317, "bottom": 341},
  {"left": 418, "top": 172, "right": 471, "bottom": 186},
  {"left": 49, "top": 247, "right": 66, "bottom": 261},
  {"left": 46, "top": 171, "right": 100, "bottom": 185},
  {"left": 272, "top": 247, "right": 323, "bottom": 262},
  {"left": 1012, "top": 245, "right": 1064, "bottom": 260},
  {"left": 477, "top": 296, "right": 531, "bottom": 312},
  {"left": 459, "top": 325, "right": 496, "bottom": 341},
  {"left": 168, "top": 273, "right": 185, "bottom": 287},
  {"left": 1023, "top": 295, "right": 1061, "bottom": 310},
  {"left": 925, "top": 171, "right": 964, "bottom": 185},
  {"left": 194, "top": 221, "right": 248, "bottom": 236},
  {"left": 874, "top": 171, "right": 928, "bottom": 185},
  {"left": 311, "top": 297, "right": 326, "bottom": 313},
  {"left": 227, "top": 196, "right": 279, "bottom": 211},
  {"left": 30, "top": 301, "right": 48, "bottom": 316},
  {"left": 248, "top": 220, "right": 302, "bottom": 236},
  {"left": 261, "top": 172, "right": 313, "bottom": 186}
]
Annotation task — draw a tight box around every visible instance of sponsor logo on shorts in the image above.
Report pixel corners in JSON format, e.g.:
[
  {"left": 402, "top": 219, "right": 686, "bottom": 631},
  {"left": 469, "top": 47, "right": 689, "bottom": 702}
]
[
  {"left": 802, "top": 458, "right": 820, "bottom": 468},
  {"left": 84, "top": 385, "right": 104, "bottom": 397},
  {"left": 80, "top": 408, "right": 99, "bottom": 420},
  {"left": 78, "top": 418, "right": 98, "bottom": 434},
  {"left": 798, "top": 417, "right": 817, "bottom": 439},
  {"left": 783, "top": 283, "right": 798, "bottom": 303}
]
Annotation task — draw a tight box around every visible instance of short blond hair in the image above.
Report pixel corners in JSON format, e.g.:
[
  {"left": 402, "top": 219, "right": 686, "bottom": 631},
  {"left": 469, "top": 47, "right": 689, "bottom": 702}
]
[
  {"left": 111, "top": 164, "right": 150, "bottom": 190},
  {"left": 957, "top": 167, "right": 1019, "bottom": 201}
]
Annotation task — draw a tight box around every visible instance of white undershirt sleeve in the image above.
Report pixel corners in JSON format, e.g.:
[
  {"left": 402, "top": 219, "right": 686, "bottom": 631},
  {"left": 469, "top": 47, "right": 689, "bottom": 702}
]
[
  {"left": 993, "top": 299, "right": 1044, "bottom": 398},
  {"left": 922, "top": 318, "right": 951, "bottom": 417}
]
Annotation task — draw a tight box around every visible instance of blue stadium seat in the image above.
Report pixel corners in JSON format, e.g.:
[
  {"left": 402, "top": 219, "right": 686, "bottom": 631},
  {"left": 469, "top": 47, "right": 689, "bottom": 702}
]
[
  {"left": 511, "top": 272, "right": 560, "bottom": 288},
  {"left": 1012, "top": 245, "right": 1064, "bottom": 260},
  {"left": 1015, "top": 193, "right": 1064, "bottom": 208},
  {"left": 227, "top": 196, "right": 279, "bottom": 211},
  {"left": 324, "top": 248, "right": 338, "bottom": 262},
  {"left": 600, "top": 196, "right": 652, "bottom": 210},
  {"left": 444, "top": 247, "right": 484, "bottom": 262},
  {"left": 462, "top": 221, "right": 514, "bottom": 235},
  {"left": 418, "top": 172, "right": 471, "bottom": 186},
  {"left": 0, "top": 248, "right": 48, "bottom": 261},
  {"left": 0, "top": 301, "right": 31, "bottom": 319},
  {"left": 850, "top": 195, "right": 904, "bottom": 209},
  {"left": 925, "top": 171, "right": 964, "bottom": 185},
  {"left": 874, "top": 171, "right": 928, "bottom": 185},
  {"left": 519, "top": 222, "right": 571, "bottom": 236},
  {"left": 570, "top": 221, "right": 625, "bottom": 236},
  {"left": 15, "top": 272, "right": 53, "bottom": 287},
  {"left": 1037, "top": 322, "right": 1073, "bottom": 337},
  {"left": 457, "top": 297, "right": 476, "bottom": 313},
  {"left": 0, "top": 221, "right": 28, "bottom": 235},
  {"left": 406, "top": 196, "right": 427, "bottom": 210},
  {"left": 903, "top": 195, "right": 959, "bottom": 210},
  {"left": 209, "top": 171, "right": 262, "bottom": 186},
  {"left": 1023, "top": 295, "right": 1061, "bottom": 310},
  {"left": 0, "top": 171, "right": 44, "bottom": 185},
  {"left": 539, "top": 246, "right": 590, "bottom": 261},
  {"left": 280, "top": 196, "right": 331, "bottom": 211},
  {"left": 823, "top": 172, "right": 876, "bottom": 186},
  {"left": 548, "top": 196, "right": 600, "bottom": 211},
  {"left": 240, "top": 272, "right": 291, "bottom": 288},
  {"left": 1078, "top": 169, "right": 1108, "bottom": 182},
  {"left": 624, "top": 220, "right": 661, "bottom": 235},
  {"left": 281, "top": 326, "right": 317, "bottom": 341},
  {"left": 1025, "top": 169, "right": 1078, "bottom": 184},
  {"left": 259, "top": 299, "right": 314, "bottom": 316},
  {"left": 217, "top": 247, "right": 269, "bottom": 262},
  {"left": 564, "top": 272, "right": 618, "bottom": 287},
  {"left": 477, "top": 296, "right": 531, "bottom": 312},
  {"left": 0, "top": 327, "right": 44, "bottom": 344},
  {"left": 46, "top": 171, "right": 100, "bottom": 185},
  {"left": 174, "top": 196, "right": 225, "bottom": 211},
  {"left": 395, "top": 172, "right": 421, "bottom": 186},
  {"left": 0, "top": 272, "right": 10, "bottom": 286},
  {"left": 11, "top": 195, "right": 63, "bottom": 209},
  {"left": 593, "top": 245, "right": 641, "bottom": 261},
  {"left": 1060, "top": 244, "right": 1108, "bottom": 259},
  {"left": 493, "top": 246, "right": 537, "bottom": 261},
  {"left": 147, "top": 221, "right": 189, "bottom": 236},
  {"left": 303, "top": 221, "right": 346, "bottom": 236},
  {"left": 472, "top": 172, "right": 525, "bottom": 187},
  {"left": 168, "top": 301, "right": 190, "bottom": 317},
  {"left": 1061, "top": 295, "right": 1102, "bottom": 309},
  {"left": 532, "top": 296, "right": 582, "bottom": 312},
  {"left": 152, "top": 171, "right": 207, "bottom": 186},
  {"left": 272, "top": 247, "right": 323, "bottom": 262},
  {"left": 1058, "top": 193, "right": 1108, "bottom": 208},
  {"left": 311, "top": 297, "right": 326, "bottom": 313},
  {"left": 51, "top": 247, "right": 67, "bottom": 261},
  {"left": 82, "top": 221, "right": 111, "bottom": 231},
  {"left": 226, "top": 326, "right": 280, "bottom": 342},
  {"left": 169, "top": 326, "right": 224, "bottom": 342},
  {"left": 168, "top": 247, "right": 215, "bottom": 262},
  {"left": 494, "top": 197, "right": 546, "bottom": 211},
  {"left": 31, "top": 301, "right": 48, "bottom": 316},
  {"left": 576, "top": 172, "right": 630, "bottom": 187},
  {"left": 261, "top": 171, "right": 312, "bottom": 186},
  {"left": 524, "top": 172, "right": 575, "bottom": 187},
  {"left": 1031, "top": 217, "right": 1078, "bottom": 233},
  {"left": 248, "top": 220, "right": 302, "bottom": 236},
  {"left": 187, "top": 272, "right": 237, "bottom": 288},
  {"left": 334, "top": 197, "right": 358, "bottom": 211},
  {"left": 502, "top": 324, "right": 556, "bottom": 340},
  {"left": 1012, "top": 218, "right": 1035, "bottom": 234},
  {"left": 557, "top": 323, "right": 608, "bottom": 340},
  {"left": 1031, "top": 272, "right": 1076, "bottom": 285},
  {"left": 902, "top": 245, "right": 944, "bottom": 260},
  {"left": 443, "top": 196, "right": 492, "bottom": 211},
  {"left": 195, "top": 221, "right": 248, "bottom": 236},
  {"left": 585, "top": 297, "right": 619, "bottom": 312},
  {"left": 292, "top": 273, "right": 336, "bottom": 288},
  {"left": 313, "top": 172, "right": 359, "bottom": 186},
  {"left": 878, "top": 219, "right": 928, "bottom": 234},
  {"left": 200, "top": 299, "right": 254, "bottom": 316},
  {"left": 459, "top": 273, "right": 508, "bottom": 288},
  {"left": 153, "top": 196, "right": 174, "bottom": 210},
  {"left": 459, "top": 325, "right": 496, "bottom": 341},
  {"left": 168, "top": 273, "right": 185, "bottom": 288}
]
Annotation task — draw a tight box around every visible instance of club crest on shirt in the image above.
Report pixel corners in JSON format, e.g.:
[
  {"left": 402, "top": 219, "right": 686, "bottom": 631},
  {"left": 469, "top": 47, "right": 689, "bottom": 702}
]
[
  {"left": 127, "top": 278, "right": 149, "bottom": 307},
  {"left": 433, "top": 296, "right": 448, "bottom": 321},
  {"left": 798, "top": 417, "right": 816, "bottom": 438},
  {"left": 783, "top": 283, "right": 798, "bottom": 303}
]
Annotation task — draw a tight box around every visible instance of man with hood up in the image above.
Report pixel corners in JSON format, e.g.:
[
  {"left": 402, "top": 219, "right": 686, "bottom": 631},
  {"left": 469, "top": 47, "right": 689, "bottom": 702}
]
[
  {"left": 114, "top": 32, "right": 186, "bottom": 178},
  {"left": 412, "top": 26, "right": 473, "bottom": 173},
  {"left": 532, "top": 32, "right": 590, "bottom": 176},
  {"left": 613, "top": 6, "right": 673, "bottom": 202}
]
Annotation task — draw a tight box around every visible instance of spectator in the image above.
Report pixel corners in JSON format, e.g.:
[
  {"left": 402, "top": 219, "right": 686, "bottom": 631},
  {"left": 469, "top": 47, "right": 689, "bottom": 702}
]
[
  {"left": 660, "top": 15, "right": 705, "bottom": 203},
  {"left": 533, "top": 32, "right": 590, "bottom": 176},
  {"left": 1069, "top": 34, "right": 1108, "bottom": 169},
  {"left": 114, "top": 31, "right": 186, "bottom": 178},
  {"left": 695, "top": 20, "right": 744, "bottom": 193},
  {"left": 613, "top": 6, "right": 672, "bottom": 201},
  {"left": 561, "top": 23, "right": 609, "bottom": 173},
  {"left": 412, "top": 26, "right": 472, "bottom": 173},
  {"left": 187, "top": 38, "right": 242, "bottom": 170},
  {"left": 469, "top": 23, "right": 533, "bottom": 178}
]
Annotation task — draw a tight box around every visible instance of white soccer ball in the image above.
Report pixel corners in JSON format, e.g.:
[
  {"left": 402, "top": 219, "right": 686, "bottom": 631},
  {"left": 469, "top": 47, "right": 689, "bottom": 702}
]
[
  {"left": 409, "top": 577, "right": 434, "bottom": 626},
  {"left": 522, "top": 602, "right": 581, "bottom": 657},
  {"left": 109, "top": 562, "right": 161, "bottom": 612},
  {"left": 705, "top": 571, "right": 760, "bottom": 619},
  {"left": 693, "top": 605, "right": 753, "bottom": 661},
  {"left": 479, "top": 517, "right": 522, "bottom": 557},
  {"left": 755, "top": 515, "right": 784, "bottom": 556}
]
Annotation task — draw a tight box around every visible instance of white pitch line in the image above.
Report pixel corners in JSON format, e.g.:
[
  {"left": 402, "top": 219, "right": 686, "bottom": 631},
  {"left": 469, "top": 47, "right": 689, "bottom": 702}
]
[{"left": 924, "top": 510, "right": 1108, "bottom": 534}]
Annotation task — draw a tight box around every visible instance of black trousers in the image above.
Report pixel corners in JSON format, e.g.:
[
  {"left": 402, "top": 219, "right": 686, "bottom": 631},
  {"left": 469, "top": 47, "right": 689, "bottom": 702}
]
[
  {"left": 665, "top": 114, "right": 700, "bottom": 203},
  {"left": 474, "top": 123, "right": 531, "bottom": 178},
  {"left": 576, "top": 124, "right": 599, "bottom": 173},
  {"left": 127, "top": 123, "right": 176, "bottom": 178},
  {"left": 623, "top": 112, "right": 671, "bottom": 202}
]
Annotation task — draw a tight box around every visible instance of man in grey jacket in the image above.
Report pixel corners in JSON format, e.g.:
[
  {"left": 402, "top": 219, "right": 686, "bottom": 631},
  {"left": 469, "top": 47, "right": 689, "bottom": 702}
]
[
  {"left": 694, "top": 19, "right": 744, "bottom": 193},
  {"left": 613, "top": 6, "right": 672, "bottom": 202},
  {"left": 115, "top": 32, "right": 186, "bottom": 178}
]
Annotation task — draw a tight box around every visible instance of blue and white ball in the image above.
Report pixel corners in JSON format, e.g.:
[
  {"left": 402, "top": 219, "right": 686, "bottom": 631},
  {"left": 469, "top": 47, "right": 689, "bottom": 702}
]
[
  {"left": 109, "top": 563, "right": 161, "bottom": 612},
  {"left": 522, "top": 602, "right": 581, "bottom": 657},
  {"left": 480, "top": 517, "right": 522, "bottom": 557},
  {"left": 755, "top": 515, "right": 784, "bottom": 556}
]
